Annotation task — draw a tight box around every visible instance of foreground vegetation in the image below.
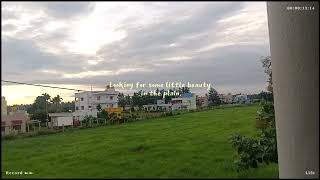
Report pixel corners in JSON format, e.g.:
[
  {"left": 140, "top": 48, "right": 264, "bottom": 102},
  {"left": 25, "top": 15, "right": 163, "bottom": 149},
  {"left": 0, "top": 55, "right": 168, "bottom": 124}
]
[{"left": 2, "top": 105, "right": 278, "bottom": 178}]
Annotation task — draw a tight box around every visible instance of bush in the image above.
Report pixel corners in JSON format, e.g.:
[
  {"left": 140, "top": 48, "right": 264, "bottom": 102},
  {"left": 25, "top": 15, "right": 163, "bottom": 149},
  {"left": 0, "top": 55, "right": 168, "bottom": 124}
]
[
  {"left": 229, "top": 134, "right": 262, "bottom": 171},
  {"left": 97, "top": 118, "right": 106, "bottom": 125},
  {"left": 2, "top": 134, "right": 17, "bottom": 140},
  {"left": 229, "top": 129, "right": 278, "bottom": 172},
  {"left": 229, "top": 97, "right": 277, "bottom": 172},
  {"left": 37, "top": 129, "right": 59, "bottom": 136},
  {"left": 165, "top": 111, "right": 173, "bottom": 116},
  {"left": 79, "top": 126, "right": 89, "bottom": 129},
  {"left": 24, "top": 132, "right": 39, "bottom": 138},
  {"left": 82, "top": 115, "right": 97, "bottom": 126}
]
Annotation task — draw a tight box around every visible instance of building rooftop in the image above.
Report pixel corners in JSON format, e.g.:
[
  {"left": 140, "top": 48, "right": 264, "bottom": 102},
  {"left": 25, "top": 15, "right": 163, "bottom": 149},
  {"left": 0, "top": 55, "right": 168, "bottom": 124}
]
[{"left": 181, "top": 93, "right": 194, "bottom": 98}]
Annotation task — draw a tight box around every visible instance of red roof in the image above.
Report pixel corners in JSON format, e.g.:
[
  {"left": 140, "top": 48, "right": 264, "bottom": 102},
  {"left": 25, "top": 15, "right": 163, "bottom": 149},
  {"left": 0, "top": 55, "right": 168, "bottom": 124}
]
[{"left": 1, "top": 114, "right": 30, "bottom": 124}]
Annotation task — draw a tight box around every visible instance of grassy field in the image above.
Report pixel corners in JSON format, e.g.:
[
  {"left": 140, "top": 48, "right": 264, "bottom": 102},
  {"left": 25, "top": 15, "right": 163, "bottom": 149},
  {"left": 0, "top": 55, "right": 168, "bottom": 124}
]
[{"left": 2, "top": 105, "right": 278, "bottom": 178}]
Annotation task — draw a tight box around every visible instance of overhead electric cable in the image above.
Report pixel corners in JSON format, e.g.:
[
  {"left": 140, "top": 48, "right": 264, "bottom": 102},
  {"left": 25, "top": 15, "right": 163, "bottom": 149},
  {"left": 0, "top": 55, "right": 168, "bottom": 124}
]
[{"left": 1, "top": 80, "right": 85, "bottom": 92}]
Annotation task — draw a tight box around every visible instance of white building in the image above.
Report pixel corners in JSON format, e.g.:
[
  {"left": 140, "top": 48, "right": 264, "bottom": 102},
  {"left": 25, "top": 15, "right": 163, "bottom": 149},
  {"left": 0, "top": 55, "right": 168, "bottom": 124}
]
[
  {"left": 48, "top": 112, "right": 73, "bottom": 127},
  {"left": 171, "top": 93, "right": 197, "bottom": 110},
  {"left": 233, "top": 94, "right": 251, "bottom": 104},
  {"left": 1, "top": 96, "right": 7, "bottom": 116},
  {"left": 73, "top": 86, "right": 119, "bottom": 120},
  {"left": 143, "top": 99, "right": 171, "bottom": 111},
  {"left": 220, "top": 93, "right": 234, "bottom": 104}
]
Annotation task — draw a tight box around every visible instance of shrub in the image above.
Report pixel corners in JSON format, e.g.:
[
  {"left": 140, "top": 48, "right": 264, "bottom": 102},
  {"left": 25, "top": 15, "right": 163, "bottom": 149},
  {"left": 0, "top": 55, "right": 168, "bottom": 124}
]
[
  {"left": 2, "top": 134, "right": 17, "bottom": 140},
  {"left": 97, "top": 118, "right": 106, "bottom": 125},
  {"left": 82, "top": 115, "right": 96, "bottom": 126},
  {"left": 24, "top": 132, "right": 39, "bottom": 138},
  {"left": 229, "top": 134, "right": 262, "bottom": 171},
  {"left": 79, "top": 126, "right": 89, "bottom": 129},
  {"left": 229, "top": 97, "right": 277, "bottom": 172},
  {"left": 37, "top": 129, "right": 59, "bottom": 136}
]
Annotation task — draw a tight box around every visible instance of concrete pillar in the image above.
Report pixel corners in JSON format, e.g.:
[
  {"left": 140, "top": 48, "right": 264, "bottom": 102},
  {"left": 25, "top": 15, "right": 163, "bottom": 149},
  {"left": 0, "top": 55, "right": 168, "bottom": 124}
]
[{"left": 267, "top": 2, "right": 319, "bottom": 178}]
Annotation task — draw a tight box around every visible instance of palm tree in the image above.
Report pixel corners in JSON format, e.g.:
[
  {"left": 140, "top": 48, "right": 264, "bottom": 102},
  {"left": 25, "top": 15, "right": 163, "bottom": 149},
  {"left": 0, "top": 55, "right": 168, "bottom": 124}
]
[
  {"left": 51, "top": 95, "right": 63, "bottom": 112},
  {"left": 42, "top": 93, "right": 51, "bottom": 125}
]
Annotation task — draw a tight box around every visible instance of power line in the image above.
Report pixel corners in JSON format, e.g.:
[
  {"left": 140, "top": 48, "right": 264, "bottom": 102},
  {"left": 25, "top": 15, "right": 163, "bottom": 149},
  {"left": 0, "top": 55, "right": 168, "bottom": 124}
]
[{"left": 2, "top": 80, "right": 85, "bottom": 92}]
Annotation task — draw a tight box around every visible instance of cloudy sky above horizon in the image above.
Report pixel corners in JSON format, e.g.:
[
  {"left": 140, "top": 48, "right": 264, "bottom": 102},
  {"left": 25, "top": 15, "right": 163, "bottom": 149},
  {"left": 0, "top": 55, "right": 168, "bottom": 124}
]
[{"left": 2, "top": 1, "right": 270, "bottom": 105}]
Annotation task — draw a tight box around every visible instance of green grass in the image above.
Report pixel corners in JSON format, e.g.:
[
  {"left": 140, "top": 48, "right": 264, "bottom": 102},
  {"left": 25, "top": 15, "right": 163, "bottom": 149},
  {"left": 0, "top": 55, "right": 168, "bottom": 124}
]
[{"left": 2, "top": 105, "right": 278, "bottom": 178}]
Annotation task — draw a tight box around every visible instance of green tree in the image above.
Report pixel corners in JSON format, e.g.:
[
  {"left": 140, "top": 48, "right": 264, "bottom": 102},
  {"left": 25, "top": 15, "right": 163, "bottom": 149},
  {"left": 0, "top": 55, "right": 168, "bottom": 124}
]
[
  {"left": 125, "top": 95, "right": 131, "bottom": 107},
  {"left": 132, "top": 92, "right": 143, "bottom": 109},
  {"left": 100, "top": 109, "right": 108, "bottom": 120},
  {"left": 51, "top": 95, "right": 63, "bottom": 112},
  {"left": 96, "top": 104, "right": 102, "bottom": 112},
  {"left": 42, "top": 93, "right": 51, "bottom": 121},
  {"left": 61, "top": 101, "right": 75, "bottom": 112},
  {"left": 178, "top": 86, "right": 190, "bottom": 95},
  {"left": 229, "top": 56, "right": 277, "bottom": 172},
  {"left": 118, "top": 93, "right": 126, "bottom": 108},
  {"left": 28, "top": 93, "right": 51, "bottom": 123},
  {"left": 208, "top": 87, "right": 221, "bottom": 106}
]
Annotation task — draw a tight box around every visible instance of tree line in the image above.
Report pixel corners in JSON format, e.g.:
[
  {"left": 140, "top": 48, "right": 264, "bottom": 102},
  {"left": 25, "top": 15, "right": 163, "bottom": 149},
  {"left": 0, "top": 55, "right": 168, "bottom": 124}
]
[
  {"left": 26, "top": 93, "right": 75, "bottom": 122},
  {"left": 118, "top": 86, "right": 223, "bottom": 109}
]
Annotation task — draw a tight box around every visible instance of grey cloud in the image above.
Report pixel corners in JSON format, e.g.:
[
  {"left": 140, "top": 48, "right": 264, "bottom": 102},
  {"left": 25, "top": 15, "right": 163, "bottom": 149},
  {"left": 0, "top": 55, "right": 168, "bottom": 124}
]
[
  {"left": 2, "top": 24, "right": 17, "bottom": 32},
  {"left": 95, "top": 3, "right": 244, "bottom": 70},
  {"left": 2, "top": 37, "right": 90, "bottom": 82},
  {"left": 30, "top": 43, "right": 269, "bottom": 92},
  {"left": 1, "top": 9, "right": 18, "bottom": 20},
  {"left": 43, "top": 2, "right": 95, "bottom": 19},
  {"left": 2, "top": 2, "right": 270, "bottom": 94},
  {"left": 2, "top": 2, "right": 95, "bottom": 20}
]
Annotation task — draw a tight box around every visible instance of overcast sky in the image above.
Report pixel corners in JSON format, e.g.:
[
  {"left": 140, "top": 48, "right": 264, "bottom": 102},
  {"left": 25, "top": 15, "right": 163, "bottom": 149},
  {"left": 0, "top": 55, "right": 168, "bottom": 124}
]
[{"left": 1, "top": 2, "right": 270, "bottom": 105}]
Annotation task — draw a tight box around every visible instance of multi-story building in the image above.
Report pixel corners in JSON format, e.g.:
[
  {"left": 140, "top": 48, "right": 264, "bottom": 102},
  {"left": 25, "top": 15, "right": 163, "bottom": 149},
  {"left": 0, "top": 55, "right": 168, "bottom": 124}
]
[
  {"left": 143, "top": 99, "right": 172, "bottom": 111},
  {"left": 1, "top": 96, "right": 7, "bottom": 116},
  {"left": 73, "top": 86, "right": 119, "bottom": 120},
  {"left": 171, "top": 93, "right": 197, "bottom": 110}
]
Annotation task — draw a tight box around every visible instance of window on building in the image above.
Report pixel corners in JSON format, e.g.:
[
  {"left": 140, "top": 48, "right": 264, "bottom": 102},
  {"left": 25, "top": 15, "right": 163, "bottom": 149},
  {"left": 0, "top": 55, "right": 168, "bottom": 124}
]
[
  {"left": 89, "top": 106, "right": 92, "bottom": 109},
  {"left": 97, "top": 96, "right": 100, "bottom": 101},
  {"left": 75, "top": 106, "right": 79, "bottom": 110},
  {"left": 81, "top": 106, "right": 84, "bottom": 110},
  {"left": 12, "top": 125, "right": 21, "bottom": 131},
  {"left": 110, "top": 96, "right": 113, "bottom": 100},
  {"left": 81, "top": 98, "right": 84, "bottom": 101}
]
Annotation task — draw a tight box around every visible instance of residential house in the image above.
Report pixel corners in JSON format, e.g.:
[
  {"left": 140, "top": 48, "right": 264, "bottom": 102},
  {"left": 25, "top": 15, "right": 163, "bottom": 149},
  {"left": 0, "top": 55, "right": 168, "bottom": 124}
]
[
  {"left": 73, "top": 85, "right": 119, "bottom": 120},
  {"left": 143, "top": 99, "right": 171, "bottom": 112},
  {"left": 233, "top": 94, "right": 251, "bottom": 104},
  {"left": 171, "top": 99, "right": 184, "bottom": 111},
  {"left": 155, "top": 99, "right": 171, "bottom": 111},
  {"left": 196, "top": 94, "right": 209, "bottom": 108},
  {"left": 171, "top": 93, "right": 197, "bottom": 110},
  {"left": 48, "top": 112, "right": 73, "bottom": 128},
  {"left": 222, "top": 93, "right": 234, "bottom": 104},
  {"left": 1, "top": 113, "right": 30, "bottom": 135}
]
